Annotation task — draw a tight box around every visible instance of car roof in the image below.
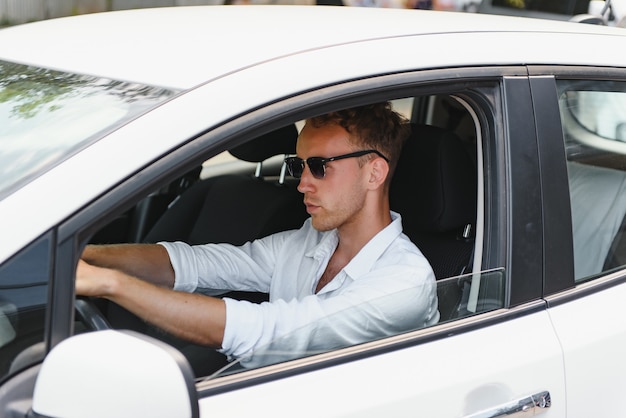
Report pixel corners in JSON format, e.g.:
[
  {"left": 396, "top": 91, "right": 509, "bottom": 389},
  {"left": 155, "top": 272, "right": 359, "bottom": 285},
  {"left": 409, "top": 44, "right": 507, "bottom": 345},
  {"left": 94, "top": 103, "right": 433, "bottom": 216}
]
[{"left": 0, "top": 5, "right": 624, "bottom": 90}]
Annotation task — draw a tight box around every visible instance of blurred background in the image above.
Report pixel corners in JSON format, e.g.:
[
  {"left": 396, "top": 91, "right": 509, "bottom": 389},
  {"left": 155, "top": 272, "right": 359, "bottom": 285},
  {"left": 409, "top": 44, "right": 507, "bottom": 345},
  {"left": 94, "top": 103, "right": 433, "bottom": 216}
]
[{"left": 0, "top": 0, "right": 624, "bottom": 29}]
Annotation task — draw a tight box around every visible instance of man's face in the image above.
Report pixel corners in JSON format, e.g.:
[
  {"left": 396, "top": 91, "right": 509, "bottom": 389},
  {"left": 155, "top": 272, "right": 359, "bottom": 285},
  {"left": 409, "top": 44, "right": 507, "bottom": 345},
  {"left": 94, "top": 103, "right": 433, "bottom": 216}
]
[{"left": 295, "top": 122, "right": 370, "bottom": 232}]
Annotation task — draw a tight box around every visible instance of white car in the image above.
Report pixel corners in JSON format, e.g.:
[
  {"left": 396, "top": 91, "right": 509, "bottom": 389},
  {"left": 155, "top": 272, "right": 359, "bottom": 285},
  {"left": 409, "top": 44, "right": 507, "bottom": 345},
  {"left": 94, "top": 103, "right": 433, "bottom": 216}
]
[{"left": 1, "top": 6, "right": 626, "bottom": 418}]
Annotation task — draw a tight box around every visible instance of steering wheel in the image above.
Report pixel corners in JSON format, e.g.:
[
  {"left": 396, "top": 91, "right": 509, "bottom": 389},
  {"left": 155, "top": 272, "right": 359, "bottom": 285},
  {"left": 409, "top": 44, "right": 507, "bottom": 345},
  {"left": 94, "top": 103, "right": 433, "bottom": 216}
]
[{"left": 75, "top": 297, "right": 111, "bottom": 331}]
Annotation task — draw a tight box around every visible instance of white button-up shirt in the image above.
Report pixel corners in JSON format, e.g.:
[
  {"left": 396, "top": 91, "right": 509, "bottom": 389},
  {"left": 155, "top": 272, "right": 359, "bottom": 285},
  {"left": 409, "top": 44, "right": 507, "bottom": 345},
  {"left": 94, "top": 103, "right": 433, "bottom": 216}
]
[{"left": 160, "top": 212, "right": 439, "bottom": 366}]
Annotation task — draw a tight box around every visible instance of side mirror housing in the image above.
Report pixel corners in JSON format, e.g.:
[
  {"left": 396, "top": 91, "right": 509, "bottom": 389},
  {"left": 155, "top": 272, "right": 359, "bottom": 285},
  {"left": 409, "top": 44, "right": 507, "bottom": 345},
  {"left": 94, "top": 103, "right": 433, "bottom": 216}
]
[{"left": 31, "top": 330, "right": 199, "bottom": 418}]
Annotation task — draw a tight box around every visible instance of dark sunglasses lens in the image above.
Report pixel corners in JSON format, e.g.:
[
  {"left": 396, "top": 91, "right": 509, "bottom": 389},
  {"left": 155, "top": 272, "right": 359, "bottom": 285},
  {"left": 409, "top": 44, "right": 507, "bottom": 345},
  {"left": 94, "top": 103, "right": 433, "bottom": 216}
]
[
  {"left": 286, "top": 158, "right": 304, "bottom": 178},
  {"left": 307, "top": 158, "right": 325, "bottom": 179}
]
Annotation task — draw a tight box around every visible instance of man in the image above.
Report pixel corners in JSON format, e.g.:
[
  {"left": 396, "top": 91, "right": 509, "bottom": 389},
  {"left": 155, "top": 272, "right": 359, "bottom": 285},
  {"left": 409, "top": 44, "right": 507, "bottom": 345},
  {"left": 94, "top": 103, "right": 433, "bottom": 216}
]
[{"left": 77, "top": 102, "right": 439, "bottom": 368}]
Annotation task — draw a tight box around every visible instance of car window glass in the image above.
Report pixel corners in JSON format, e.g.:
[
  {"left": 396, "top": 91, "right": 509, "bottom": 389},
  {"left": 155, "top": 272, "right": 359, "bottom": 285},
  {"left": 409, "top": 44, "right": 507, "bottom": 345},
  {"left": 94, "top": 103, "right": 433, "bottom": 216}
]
[
  {"left": 0, "top": 60, "right": 177, "bottom": 200},
  {"left": 558, "top": 80, "right": 626, "bottom": 282},
  {"left": 208, "top": 268, "right": 505, "bottom": 378},
  {"left": 0, "top": 233, "right": 51, "bottom": 384}
]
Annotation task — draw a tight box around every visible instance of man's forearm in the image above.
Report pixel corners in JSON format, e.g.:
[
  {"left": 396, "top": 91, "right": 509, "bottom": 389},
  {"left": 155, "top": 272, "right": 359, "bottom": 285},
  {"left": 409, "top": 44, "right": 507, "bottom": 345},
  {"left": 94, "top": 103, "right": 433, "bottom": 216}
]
[
  {"left": 76, "top": 261, "right": 225, "bottom": 348},
  {"left": 108, "top": 273, "right": 226, "bottom": 347},
  {"left": 82, "top": 243, "right": 175, "bottom": 288}
]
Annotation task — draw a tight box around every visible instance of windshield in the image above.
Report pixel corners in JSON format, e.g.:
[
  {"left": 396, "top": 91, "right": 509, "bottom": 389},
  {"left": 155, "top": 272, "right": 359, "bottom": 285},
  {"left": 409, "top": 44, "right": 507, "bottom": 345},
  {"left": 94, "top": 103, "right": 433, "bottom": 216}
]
[{"left": 0, "top": 60, "right": 178, "bottom": 200}]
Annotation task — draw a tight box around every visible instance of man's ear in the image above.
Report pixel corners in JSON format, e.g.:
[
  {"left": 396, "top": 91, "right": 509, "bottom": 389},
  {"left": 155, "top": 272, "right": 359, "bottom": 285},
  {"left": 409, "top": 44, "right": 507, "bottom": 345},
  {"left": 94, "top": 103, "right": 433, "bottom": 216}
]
[{"left": 367, "top": 158, "right": 389, "bottom": 190}]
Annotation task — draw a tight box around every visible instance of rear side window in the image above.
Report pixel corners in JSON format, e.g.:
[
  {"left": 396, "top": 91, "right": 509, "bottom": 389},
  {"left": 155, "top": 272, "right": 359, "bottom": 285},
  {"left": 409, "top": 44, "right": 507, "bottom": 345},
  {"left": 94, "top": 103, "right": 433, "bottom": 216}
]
[
  {"left": 0, "top": 233, "right": 51, "bottom": 383},
  {"left": 557, "top": 79, "right": 626, "bottom": 282}
]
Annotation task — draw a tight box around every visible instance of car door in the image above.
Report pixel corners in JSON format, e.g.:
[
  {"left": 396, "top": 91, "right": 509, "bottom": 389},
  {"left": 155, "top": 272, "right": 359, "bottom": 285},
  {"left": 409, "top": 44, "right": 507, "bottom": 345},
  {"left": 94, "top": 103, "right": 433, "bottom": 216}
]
[{"left": 531, "top": 68, "right": 626, "bottom": 417}]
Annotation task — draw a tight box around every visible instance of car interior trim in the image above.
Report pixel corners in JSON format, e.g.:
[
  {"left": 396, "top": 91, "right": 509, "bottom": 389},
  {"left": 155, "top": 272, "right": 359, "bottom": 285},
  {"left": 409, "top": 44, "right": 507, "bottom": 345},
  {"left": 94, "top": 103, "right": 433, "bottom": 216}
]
[{"left": 451, "top": 94, "right": 487, "bottom": 312}]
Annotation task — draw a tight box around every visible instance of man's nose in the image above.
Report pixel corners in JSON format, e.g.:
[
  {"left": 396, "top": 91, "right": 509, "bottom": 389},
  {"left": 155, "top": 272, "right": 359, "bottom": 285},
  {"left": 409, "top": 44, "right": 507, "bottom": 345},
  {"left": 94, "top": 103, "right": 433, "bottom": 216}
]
[{"left": 297, "top": 165, "right": 315, "bottom": 193}]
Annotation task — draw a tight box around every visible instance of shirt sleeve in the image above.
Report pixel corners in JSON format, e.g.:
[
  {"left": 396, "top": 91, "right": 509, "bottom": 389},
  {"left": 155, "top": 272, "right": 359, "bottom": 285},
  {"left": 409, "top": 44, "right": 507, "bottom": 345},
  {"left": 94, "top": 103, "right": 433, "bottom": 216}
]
[
  {"left": 159, "top": 230, "right": 294, "bottom": 293},
  {"left": 219, "top": 264, "right": 438, "bottom": 366}
]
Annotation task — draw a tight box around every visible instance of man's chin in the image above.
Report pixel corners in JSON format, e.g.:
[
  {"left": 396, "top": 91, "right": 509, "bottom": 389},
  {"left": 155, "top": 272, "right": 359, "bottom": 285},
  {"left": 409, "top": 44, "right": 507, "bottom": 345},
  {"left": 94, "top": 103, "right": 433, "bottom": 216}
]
[{"left": 310, "top": 216, "right": 337, "bottom": 232}]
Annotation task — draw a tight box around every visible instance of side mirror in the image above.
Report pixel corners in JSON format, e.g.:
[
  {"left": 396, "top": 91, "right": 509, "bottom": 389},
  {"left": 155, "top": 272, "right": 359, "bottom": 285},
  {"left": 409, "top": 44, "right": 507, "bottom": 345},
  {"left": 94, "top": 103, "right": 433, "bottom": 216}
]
[{"left": 31, "top": 330, "right": 199, "bottom": 418}]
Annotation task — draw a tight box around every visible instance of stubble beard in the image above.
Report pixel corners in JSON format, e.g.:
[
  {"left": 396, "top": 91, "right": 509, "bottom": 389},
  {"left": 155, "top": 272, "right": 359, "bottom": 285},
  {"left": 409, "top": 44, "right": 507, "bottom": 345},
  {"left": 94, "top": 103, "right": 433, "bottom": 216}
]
[
  {"left": 310, "top": 191, "right": 365, "bottom": 232},
  {"left": 311, "top": 211, "right": 342, "bottom": 232}
]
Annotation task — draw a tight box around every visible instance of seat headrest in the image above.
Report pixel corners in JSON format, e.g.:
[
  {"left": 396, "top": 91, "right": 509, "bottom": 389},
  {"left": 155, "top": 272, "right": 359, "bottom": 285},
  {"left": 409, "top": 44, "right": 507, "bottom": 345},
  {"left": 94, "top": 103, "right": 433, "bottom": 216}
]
[
  {"left": 390, "top": 124, "right": 476, "bottom": 233},
  {"left": 229, "top": 124, "right": 298, "bottom": 163}
]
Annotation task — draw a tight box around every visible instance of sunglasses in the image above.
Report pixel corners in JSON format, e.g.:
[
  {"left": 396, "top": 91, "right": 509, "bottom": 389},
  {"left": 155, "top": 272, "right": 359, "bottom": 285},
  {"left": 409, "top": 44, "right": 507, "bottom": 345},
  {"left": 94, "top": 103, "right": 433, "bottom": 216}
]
[{"left": 285, "top": 149, "right": 388, "bottom": 180}]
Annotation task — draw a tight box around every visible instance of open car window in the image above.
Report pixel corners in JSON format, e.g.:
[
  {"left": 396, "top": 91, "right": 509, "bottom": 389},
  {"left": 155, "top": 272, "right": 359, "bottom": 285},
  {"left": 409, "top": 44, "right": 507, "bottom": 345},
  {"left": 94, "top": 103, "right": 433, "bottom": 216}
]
[{"left": 78, "top": 90, "right": 489, "bottom": 380}]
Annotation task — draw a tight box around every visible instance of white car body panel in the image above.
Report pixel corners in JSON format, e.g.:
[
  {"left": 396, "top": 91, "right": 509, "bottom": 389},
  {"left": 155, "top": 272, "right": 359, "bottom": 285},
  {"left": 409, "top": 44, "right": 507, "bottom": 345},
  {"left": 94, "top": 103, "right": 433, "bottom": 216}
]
[
  {"left": 547, "top": 279, "right": 626, "bottom": 417},
  {"left": 0, "top": 6, "right": 623, "bottom": 89},
  {"left": 198, "top": 309, "right": 565, "bottom": 417}
]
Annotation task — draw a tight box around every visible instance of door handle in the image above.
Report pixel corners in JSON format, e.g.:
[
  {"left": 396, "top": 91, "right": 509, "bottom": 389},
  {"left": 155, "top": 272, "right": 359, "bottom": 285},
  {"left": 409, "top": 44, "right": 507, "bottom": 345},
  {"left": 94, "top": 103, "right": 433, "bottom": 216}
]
[{"left": 465, "top": 390, "right": 551, "bottom": 417}]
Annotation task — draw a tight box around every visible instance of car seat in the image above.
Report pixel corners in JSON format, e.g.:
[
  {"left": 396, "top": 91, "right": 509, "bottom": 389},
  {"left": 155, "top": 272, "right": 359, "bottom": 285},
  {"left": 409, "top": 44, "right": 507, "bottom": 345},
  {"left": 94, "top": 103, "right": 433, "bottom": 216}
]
[
  {"left": 389, "top": 123, "right": 477, "bottom": 321},
  {"left": 143, "top": 124, "right": 307, "bottom": 246},
  {"left": 390, "top": 124, "right": 477, "bottom": 278}
]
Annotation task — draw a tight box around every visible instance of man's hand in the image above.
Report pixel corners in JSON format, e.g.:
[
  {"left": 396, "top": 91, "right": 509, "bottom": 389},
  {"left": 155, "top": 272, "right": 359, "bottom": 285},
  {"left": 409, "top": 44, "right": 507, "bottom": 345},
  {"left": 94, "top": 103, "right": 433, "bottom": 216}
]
[
  {"left": 74, "top": 259, "right": 226, "bottom": 348},
  {"left": 76, "top": 259, "right": 118, "bottom": 298}
]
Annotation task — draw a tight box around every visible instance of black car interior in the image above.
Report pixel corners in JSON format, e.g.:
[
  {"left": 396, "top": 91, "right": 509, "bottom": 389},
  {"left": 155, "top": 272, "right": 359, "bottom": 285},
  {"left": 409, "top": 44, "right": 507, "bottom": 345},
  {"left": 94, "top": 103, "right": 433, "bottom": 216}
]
[
  {"left": 390, "top": 123, "right": 477, "bottom": 321},
  {"left": 143, "top": 124, "right": 307, "bottom": 247}
]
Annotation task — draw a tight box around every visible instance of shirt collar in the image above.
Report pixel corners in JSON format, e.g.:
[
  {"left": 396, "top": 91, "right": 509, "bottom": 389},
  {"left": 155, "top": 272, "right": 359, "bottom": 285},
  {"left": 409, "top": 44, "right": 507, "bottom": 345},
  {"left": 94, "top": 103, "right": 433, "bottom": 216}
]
[
  {"left": 305, "top": 228, "right": 338, "bottom": 261},
  {"left": 305, "top": 211, "right": 404, "bottom": 278}
]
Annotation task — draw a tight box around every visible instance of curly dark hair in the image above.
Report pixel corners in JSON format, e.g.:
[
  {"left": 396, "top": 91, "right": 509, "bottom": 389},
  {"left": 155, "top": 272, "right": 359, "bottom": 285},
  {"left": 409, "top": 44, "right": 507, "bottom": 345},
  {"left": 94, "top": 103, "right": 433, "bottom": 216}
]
[{"left": 307, "top": 102, "right": 410, "bottom": 186}]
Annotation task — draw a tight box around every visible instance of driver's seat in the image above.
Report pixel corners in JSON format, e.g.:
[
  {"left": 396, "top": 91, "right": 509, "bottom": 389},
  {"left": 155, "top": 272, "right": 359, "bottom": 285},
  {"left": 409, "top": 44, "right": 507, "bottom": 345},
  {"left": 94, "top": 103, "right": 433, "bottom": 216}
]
[
  {"left": 390, "top": 123, "right": 477, "bottom": 280},
  {"left": 143, "top": 124, "right": 307, "bottom": 246}
]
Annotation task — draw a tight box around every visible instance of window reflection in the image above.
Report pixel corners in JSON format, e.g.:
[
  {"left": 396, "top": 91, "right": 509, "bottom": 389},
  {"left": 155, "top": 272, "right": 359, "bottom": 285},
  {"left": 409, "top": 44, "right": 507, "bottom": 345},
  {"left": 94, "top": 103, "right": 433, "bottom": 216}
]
[
  {"left": 0, "top": 234, "right": 51, "bottom": 384},
  {"left": 206, "top": 268, "right": 505, "bottom": 379},
  {"left": 0, "top": 60, "right": 177, "bottom": 199},
  {"left": 558, "top": 80, "right": 626, "bottom": 281}
]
